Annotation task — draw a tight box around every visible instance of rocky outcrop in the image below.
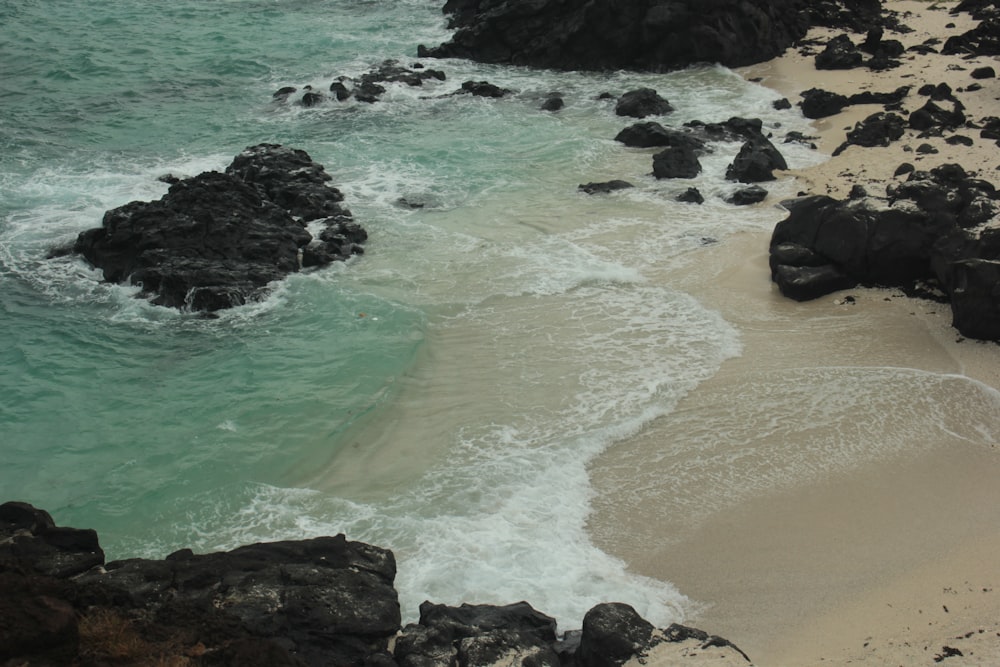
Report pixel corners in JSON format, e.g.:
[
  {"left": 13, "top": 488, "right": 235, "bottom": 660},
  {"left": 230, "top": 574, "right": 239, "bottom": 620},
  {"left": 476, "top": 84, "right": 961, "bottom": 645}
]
[
  {"left": 70, "top": 144, "right": 366, "bottom": 312},
  {"left": 417, "top": 0, "right": 815, "bottom": 72},
  {"left": 2, "top": 501, "right": 753, "bottom": 667},
  {"left": 769, "top": 164, "right": 1000, "bottom": 340}
]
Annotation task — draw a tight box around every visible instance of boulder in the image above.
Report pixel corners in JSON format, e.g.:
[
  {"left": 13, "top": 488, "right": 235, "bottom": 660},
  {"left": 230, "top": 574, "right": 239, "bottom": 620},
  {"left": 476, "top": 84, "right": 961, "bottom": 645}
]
[
  {"left": 614, "top": 122, "right": 707, "bottom": 151},
  {"left": 652, "top": 146, "right": 702, "bottom": 179},
  {"left": 615, "top": 88, "right": 673, "bottom": 118},
  {"left": 727, "top": 185, "right": 769, "bottom": 205},
  {"left": 577, "top": 603, "right": 655, "bottom": 667},
  {"left": 677, "top": 187, "right": 705, "bottom": 204},
  {"left": 799, "top": 88, "right": 850, "bottom": 119},
  {"left": 815, "top": 33, "right": 863, "bottom": 69},
  {"left": 71, "top": 145, "right": 365, "bottom": 312},
  {"left": 417, "top": 0, "right": 812, "bottom": 72},
  {"left": 726, "top": 135, "right": 788, "bottom": 182}
]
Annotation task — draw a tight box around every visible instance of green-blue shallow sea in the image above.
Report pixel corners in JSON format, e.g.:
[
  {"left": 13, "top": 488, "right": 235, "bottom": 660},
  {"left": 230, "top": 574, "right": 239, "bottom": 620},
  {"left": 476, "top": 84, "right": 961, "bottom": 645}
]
[{"left": 8, "top": 0, "right": 997, "bottom": 629}]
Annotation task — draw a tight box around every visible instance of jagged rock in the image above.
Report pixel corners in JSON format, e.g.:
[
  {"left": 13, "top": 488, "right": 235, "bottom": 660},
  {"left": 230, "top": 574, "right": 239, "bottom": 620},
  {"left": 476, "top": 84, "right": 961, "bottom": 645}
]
[
  {"left": 396, "top": 602, "right": 560, "bottom": 667},
  {"left": 458, "top": 80, "right": 511, "bottom": 97},
  {"left": 71, "top": 144, "right": 365, "bottom": 312},
  {"left": 815, "top": 33, "right": 863, "bottom": 69},
  {"left": 0, "top": 502, "right": 104, "bottom": 578},
  {"left": 579, "top": 180, "right": 634, "bottom": 194},
  {"left": 677, "top": 187, "right": 705, "bottom": 204},
  {"left": 909, "top": 97, "right": 966, "bottom": 132},
  {"left": 417, "top": 0, "right": 812, "bottom": 72},
  {"left": 652, "top": 146, "right": 702, "bottom": 179},
  {"left": 685, "top": 117, "right": 764, "bottom": 142},
  {"left": 727, "top": 185, "right": 769, "bottom": 205},
  {"left": 577, "top": 603, "right": 655, "bottom": 667},
  {"left": 726, "top": 135, "right": 788, "bottom": 182},
  {"left": 832, "top": 111, "right": 906, "bottom": 155},
  {"left": 809, "top": 0, "right": 884, "bottom": 32},
  {"left": 773, "top": 97, "right": 792, "bottom": 110},
  {"left": 943, "top": 17, "right": 1000, "bottom": 56},
  {"left": 77, "top": 536, "right": 400, "bottom": 667},
  {"left": 2, "top": 502, "right": 756, "bottom": 667},
  {"left": 614, "top": 122, "right": 707, "bottom": 151},
  {"left": 784, "top": 131, "right": 819, "bottom": 148},
  {"left": 847, "top": 85, "right": 911, "bottom": 106},
  {"left": 330, "top": 80, "right": 352, "bottom": 100},
  {"left": 615, "top": 88, "right": 673, "bottom": 118}
]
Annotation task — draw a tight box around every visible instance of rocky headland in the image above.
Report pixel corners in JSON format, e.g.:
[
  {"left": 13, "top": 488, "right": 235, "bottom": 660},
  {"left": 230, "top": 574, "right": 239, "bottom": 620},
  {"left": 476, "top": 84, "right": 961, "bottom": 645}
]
[{"left": 0, "top": 501, "right": 750, "bottom": 667}]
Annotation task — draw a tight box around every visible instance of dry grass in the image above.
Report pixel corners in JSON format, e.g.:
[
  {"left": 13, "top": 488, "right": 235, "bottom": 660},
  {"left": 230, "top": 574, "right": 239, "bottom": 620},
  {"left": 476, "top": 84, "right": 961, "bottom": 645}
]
[{"left": 78, "top": 608, "right": 193, "bottom": 666}]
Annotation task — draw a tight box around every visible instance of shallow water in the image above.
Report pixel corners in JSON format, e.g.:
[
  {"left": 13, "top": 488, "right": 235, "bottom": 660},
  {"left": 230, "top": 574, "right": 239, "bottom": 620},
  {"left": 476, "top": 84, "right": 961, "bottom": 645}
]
[{"left": 8, "top": 0, "right": 979, "bottom": 631}]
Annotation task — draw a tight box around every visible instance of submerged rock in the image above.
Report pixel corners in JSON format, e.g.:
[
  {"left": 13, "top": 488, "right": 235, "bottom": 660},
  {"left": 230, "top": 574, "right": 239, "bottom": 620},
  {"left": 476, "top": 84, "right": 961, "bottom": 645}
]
[{"left": 71, "top": 144, "right": 366, "bottom": 312}]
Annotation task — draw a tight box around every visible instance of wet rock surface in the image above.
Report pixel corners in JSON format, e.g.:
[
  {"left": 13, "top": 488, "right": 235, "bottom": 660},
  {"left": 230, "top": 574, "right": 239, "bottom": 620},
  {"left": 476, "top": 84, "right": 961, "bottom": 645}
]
[
  {"left": 1, "top": 501, "right": 752, "bottom": 667},
  {"left": 69, "top": 144, "right": 366, "bottom": 312}
]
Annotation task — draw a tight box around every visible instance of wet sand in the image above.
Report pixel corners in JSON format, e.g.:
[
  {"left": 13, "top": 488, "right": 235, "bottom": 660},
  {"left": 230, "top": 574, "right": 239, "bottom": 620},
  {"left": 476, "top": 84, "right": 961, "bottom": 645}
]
[{"left": 589, "top": 2, "right": 1000, "bottom": 664}]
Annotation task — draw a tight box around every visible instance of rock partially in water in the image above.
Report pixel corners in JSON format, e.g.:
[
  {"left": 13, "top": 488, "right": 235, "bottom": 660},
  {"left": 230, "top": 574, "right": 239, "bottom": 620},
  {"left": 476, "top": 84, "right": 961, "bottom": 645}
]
[{"left": 71, "top": 144, "right": 365, "bottom": 312}]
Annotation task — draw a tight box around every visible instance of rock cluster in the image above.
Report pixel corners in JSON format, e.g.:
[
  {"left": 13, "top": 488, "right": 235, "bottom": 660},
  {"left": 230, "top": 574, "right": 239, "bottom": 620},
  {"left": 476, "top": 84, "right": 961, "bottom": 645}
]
[
  {"left": 69, "top": 144, "right": 366, "bottom": 312},
  {"left": 770, "top": 164, "right": 1000, "bottom": 339},
  {"left": 589, "top": 112, "right": 793, "bottom": 203},
  {"left": 1, "top": 501, "right": 751, "bottom": 667},
  {"left": 273, "top": 61, "right": 447, "bottom": 106}
]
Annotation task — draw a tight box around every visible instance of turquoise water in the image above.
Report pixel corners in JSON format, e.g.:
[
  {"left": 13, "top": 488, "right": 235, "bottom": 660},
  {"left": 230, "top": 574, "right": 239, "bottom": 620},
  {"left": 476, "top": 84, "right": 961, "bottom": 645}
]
[{"left": 0, "top": 0, "right": 877, "bottom": 626}]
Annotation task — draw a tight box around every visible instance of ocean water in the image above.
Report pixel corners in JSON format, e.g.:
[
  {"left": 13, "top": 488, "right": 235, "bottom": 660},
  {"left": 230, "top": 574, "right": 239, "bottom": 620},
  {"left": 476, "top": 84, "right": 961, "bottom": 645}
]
[{"left": 5, "top": 0, "right": 999, "bottom": 631}]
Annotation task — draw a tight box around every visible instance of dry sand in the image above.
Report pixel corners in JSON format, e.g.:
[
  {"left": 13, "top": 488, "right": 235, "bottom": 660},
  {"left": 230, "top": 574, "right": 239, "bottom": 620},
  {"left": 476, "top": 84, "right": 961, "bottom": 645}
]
[{"left": 590, "top": 2, "right": 1000, "bottom": 665}]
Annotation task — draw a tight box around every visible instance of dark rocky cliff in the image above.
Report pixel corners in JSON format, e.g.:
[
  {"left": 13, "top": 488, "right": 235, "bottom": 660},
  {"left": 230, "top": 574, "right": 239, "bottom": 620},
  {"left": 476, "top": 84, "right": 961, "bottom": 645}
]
[{"left": 417, "top": 0, "right": 883, "bottom": 72}]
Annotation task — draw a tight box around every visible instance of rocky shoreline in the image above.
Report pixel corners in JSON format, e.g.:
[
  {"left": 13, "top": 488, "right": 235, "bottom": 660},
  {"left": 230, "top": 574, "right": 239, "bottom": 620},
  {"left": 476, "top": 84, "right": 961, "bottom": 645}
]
[{"left": 1, "top": 501, "right": 750, "bottom": 666}]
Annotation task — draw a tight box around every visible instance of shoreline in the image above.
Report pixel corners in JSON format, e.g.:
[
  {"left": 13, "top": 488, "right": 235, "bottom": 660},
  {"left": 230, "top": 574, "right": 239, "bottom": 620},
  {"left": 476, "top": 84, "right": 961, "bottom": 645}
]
[{"left": 590, "top": 1, "right": 1000, "bottom": 664}]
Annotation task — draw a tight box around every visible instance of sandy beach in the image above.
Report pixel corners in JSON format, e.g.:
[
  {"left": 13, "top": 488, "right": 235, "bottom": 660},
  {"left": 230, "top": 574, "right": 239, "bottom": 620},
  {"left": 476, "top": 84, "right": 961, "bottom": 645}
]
[{"left": 590, "top": 2, "right": 1000, "bottom": 664}]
